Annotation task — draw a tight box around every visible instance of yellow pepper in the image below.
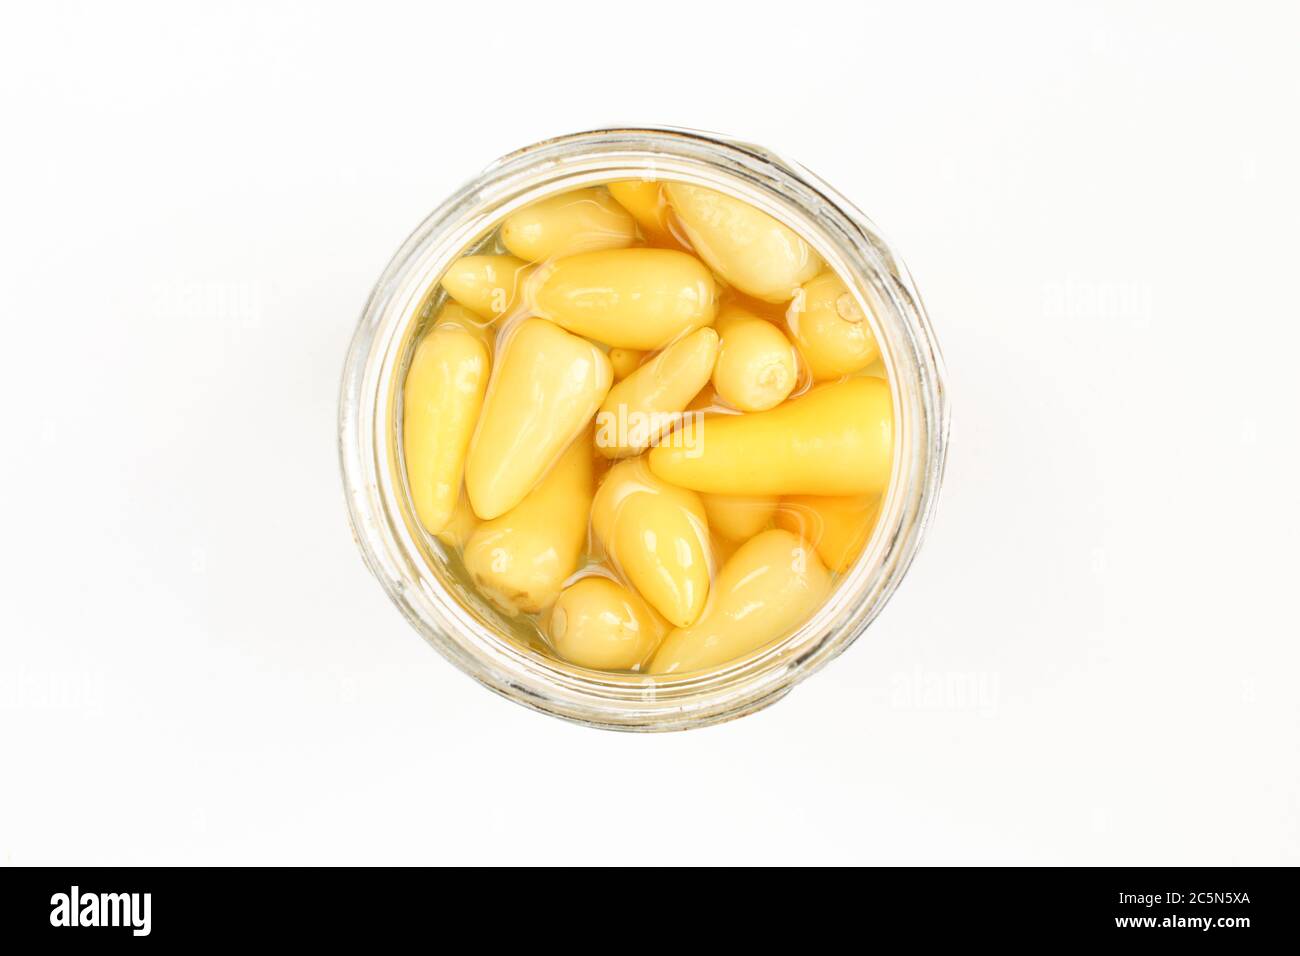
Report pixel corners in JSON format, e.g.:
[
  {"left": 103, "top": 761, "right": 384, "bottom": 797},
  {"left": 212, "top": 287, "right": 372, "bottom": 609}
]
[
  {"left": 595, "top": 327, "right": 718, "bottom": 458},
  {"left": 663, "top": 183, "right": 823, "bottom": 303},
  {"left": 547, "top": 575, "right": 667, "bottom": 670},
  {"left": 591, "top": 457, "right": 712, "bottom": 628},
  {"left": 648, "top": 377, "right": 892, "bottom": 496},
  {"left": 465, "top": 318, "right": 611, "bottom": 520},
  {"left": 648, "top": 528, "right": 831, "bottom": 674},
  {"left": 440, "top": 254, "right": 531, "bottom": 322},
  {"left": 532, "top": 248, "right": 718, "bottom": 350},
  {"left": 402, "top": 305, "right": 491, "bottom": 534},
  {"left": 462, "top": 436, "right": 594, "bottom": 615},
  {"left": 500, "top": 187, "right": 638, "bottom": 261},
  {"left": 711, "top": 305, "right": 799, "bottom": 411},
  {"left": 776, "top": 494, "right": 881, "bottom": 572},
  {"left": 786, "top": 271, "right": 880, "bottom": 380}
]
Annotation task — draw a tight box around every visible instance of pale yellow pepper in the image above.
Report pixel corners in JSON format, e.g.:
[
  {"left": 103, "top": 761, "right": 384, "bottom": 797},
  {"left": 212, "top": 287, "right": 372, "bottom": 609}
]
[
  {"left": 663, "top": 183, "right": 823, "bottom": 303},
  {"left": 462, "top": 436, "right": 594, "bottom": 615},
  {"left": 711, "top": 306, "right": 799, "bottom": 411},
  {"left": 532, "top": 248, "right": 717, "bottom": 350},
  {"left": 648, "top": 377, "right": 892, "bottom": 496},
  {"left": 786, "top": 271, "right": 880, "bottom": 380},
  {"left": 776, "top": 494, "right": 881, "bottom": 572},
  {"left": 500, "top": 188, "right": 638, "bottom": 261},
  {"left": 591, "top": 457, "right": 711, "bottom": 628},
  {"left": 648, "top": 528, "right": 831, "bottom": 674},
  {"left": 465, "top": 318, "right": 612, "bottom": 520},
  {"left": 608, "top": 347, "right": 644, "bottom": 381},
  {"left": 441, "top": 254, "right": 532, "bottom": 322},
  {"left": 402, "top": 305, "right": 491, "bottom": 534},
  {"left": 548, "top": 575, "right": 667, "bottom": 670},
  {"left": 701, "top": 493, "right": 778, "bottom": 542},
  {"left": 595, "top": 327, "right": 719, "bottom": 458},
  {"left": 606, "top": 180, "right": 686, "bottom": 250}
]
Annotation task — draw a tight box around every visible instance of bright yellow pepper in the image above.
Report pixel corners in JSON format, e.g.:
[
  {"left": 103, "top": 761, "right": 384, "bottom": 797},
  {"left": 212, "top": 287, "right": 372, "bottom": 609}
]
[
  {"left": 648, "top": 377, "right": 892, "bottom": 496},
  {"left": 402, "top": 305, "right": 491, "bottom": 534},
  {"left": 648, "top": 528, "right": 831, "bottom": 674},
  {"left": 532, "top": 248, "right": 718, "bottom": 350},
  {"left": 547, "top": 575, "right": 667, "bottom": 670},
  {"left": 465, "top": 318, "right": 611, "bottom": 519},
  {"left": 786, "top": 271, "right": 880, "bottom": 380},
  {"left": 606, "top": 180, "right": 686, "bottom": 250},
  {"left": 441, "top": 254, "right": 531, "bottom": 322},
  {"left": 462, "top": 436, "right": 594, "bottom": 615},
  {"left": 711, "top": 306, "right": 799, "bottom": 411},
  {"left": 595, "top": 327, "right": 718, "bottom": 458},
  {"left": 500, "top": 187, "right": 638, "bottom": 261},
  {"left": 776, "top": 494, "right": 881, "bottom": 572},
  {"left": 663, "top": 183, "right": 823, "bottom": 303},
  {"left": 591, "top": 457, "right": 712, "bottom": 628}
]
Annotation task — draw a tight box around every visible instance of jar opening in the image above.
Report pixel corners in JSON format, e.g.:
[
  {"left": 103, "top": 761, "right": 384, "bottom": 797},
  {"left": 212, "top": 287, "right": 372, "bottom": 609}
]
[{"left": 340, "top": 127, "right": 948, "bottom": 730}]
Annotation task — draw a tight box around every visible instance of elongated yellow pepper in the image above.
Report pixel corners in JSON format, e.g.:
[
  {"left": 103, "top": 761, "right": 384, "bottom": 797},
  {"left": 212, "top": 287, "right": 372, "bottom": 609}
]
[
  {"left": 648, "top": 377, "right": 892, "bottom": 496},
  {"left": 532, "top": 248, "right": 717, "bottom": 350},
  {"left": 591, "top": 457, "right": 712, "bottom": 628},
  {"left": 664, "top": 183, "right": 823, "bottom": 303},
  {"left": 440, "top": 254, "right": 531, "bottom": 322},
  {"left": 465, "top": 318, "right": 611, "bottom": 519},
  {"left": 776, "top": 494, "right": 881, "bottom": 572},
  {"left": 711, "top": 306, "right": 799, "bottom": 411},
  {"left": 595, "top": 327, "right": 718, "bottom": 458},
  {"left": 462, "top": 436, "right": 594, "bottom": 615},
  {"left": 787, "top": 271, "right": 880, "bottom": 380},
  {"left": 500, "top": 188, "right": 638, "bottom": 261},
  {"left": 548, "top": 575, "right": 667, "bottom": 670},
  {"left": 403, "top": 305, "right": 491, "bottom": 534},
  {"left": 648, "top": 528, "right": 831, "bottom": 674}
]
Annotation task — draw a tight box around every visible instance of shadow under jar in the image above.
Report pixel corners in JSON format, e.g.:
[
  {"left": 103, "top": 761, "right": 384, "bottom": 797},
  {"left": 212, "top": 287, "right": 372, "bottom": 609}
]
[{"left": 339, "top": 126, "right": 949, "bottom": 731}]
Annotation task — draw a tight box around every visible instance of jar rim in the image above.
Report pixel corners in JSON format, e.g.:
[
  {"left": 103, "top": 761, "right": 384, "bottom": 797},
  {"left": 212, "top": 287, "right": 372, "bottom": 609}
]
[{"left": 339, "top": 126, "right": 950, "bottom": 731}]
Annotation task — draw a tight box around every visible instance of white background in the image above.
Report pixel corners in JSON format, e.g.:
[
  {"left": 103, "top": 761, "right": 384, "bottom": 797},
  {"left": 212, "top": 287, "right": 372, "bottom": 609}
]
[{"left": 2, "top": 0, "right": 1297, "bottom": 865}]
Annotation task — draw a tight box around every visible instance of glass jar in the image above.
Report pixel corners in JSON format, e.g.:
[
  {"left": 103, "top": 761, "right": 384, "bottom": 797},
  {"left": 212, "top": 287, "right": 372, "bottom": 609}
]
[{"left": 338, "top": 126, "right": 949, "bottom": 731}]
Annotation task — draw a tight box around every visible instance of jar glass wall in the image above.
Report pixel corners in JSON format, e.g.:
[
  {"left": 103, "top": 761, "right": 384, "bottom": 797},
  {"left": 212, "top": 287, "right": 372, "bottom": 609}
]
[{"left": 339, "top": 126, "right": 949, "bottom": 731}]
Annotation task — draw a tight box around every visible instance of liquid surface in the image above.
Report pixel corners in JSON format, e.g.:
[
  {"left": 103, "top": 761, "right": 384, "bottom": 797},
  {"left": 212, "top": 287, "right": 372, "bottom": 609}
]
[{"left": 401, "top": 181, "right": 891, "bottom": 675}]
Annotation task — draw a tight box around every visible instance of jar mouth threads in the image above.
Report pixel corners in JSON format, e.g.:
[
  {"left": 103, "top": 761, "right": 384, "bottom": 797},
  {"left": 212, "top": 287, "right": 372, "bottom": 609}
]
[{"left": 339, "top": 127, "right": 949, "bottom": 731}]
